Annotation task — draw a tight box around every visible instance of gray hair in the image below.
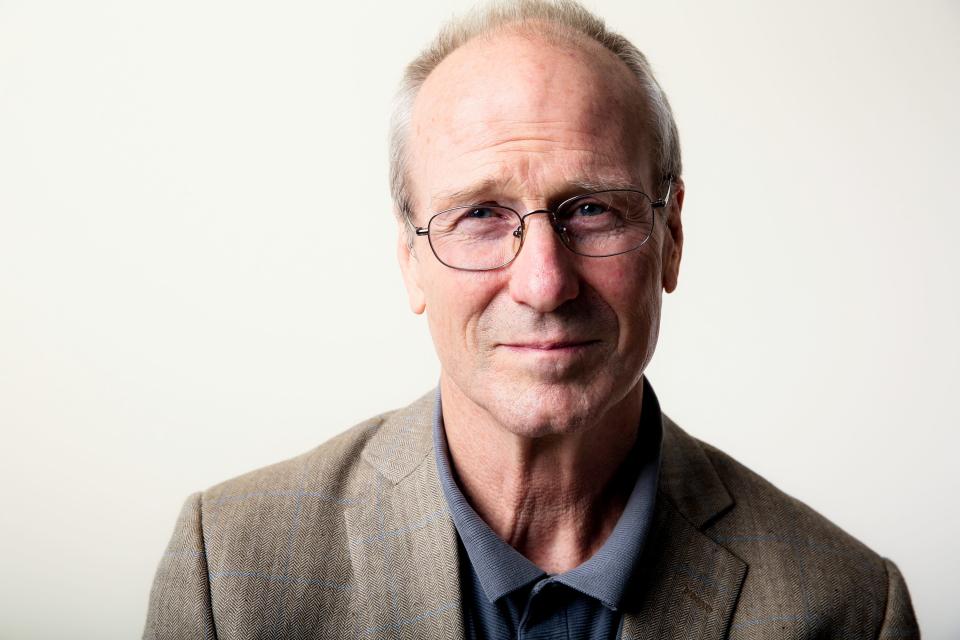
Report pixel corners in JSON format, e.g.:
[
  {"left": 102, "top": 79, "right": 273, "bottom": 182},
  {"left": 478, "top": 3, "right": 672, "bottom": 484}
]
[{"left": 388, "top": 0, "right": 682, "bottom": 231}]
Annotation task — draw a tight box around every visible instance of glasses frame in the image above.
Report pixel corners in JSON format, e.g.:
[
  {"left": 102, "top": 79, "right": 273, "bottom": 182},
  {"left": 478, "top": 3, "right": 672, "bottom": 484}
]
[{"left": 413, "top": 179, "right": 673, "bottom": 272}]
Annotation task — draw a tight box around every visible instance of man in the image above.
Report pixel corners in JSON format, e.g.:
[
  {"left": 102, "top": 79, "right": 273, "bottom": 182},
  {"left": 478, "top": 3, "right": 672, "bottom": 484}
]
[{"left": 144, "top": 1, "right": 919, "bottom": 638}]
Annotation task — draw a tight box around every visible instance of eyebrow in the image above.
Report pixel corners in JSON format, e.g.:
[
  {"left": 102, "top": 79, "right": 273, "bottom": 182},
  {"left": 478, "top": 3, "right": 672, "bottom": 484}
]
[
  {"left": 566, "top": 178, "right": 640, "bottom": 194},
  {"left": 430, "top": 176, "right": 643, "bottom": 212},
  {"left": 430, "top": 178, "right": 504, "bottom": 212}
]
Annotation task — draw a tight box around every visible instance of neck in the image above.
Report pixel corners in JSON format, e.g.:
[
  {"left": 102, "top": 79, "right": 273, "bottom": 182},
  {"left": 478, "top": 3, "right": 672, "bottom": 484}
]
[{"left": 440, "top": 375, "right": 644, "bottom": 574}]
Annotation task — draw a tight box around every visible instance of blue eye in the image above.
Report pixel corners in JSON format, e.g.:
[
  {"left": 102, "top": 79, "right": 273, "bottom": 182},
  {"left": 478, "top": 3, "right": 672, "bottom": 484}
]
[
  {"left": 575, "top": 202, "right": 607, "bottom": 216},
  {"left": 467, "top": 207, "right": 498, "bottom": 218}
]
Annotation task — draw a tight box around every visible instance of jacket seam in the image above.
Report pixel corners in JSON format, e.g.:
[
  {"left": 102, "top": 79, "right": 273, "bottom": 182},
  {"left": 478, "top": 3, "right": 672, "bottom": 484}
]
[{"left": 198, "top": 491, "right": 220, "bottom": 640}]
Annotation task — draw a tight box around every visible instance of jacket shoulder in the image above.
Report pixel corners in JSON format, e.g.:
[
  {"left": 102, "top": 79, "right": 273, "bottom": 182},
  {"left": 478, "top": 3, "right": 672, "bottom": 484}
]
[
  {"left": 697, "top": 435, "right": 879, "bottom": 557},
  {"left": 201, "top": 409, "right": 389, "bottom": 502},
  {"left": 188, "top": 392, "right": 435, "bottom": 637},
  {"left": 201, "top": 390, "right": 436, "bottom": 501},
  {"left": 674, "top": 423, "right": 900, "bottom": 636}
]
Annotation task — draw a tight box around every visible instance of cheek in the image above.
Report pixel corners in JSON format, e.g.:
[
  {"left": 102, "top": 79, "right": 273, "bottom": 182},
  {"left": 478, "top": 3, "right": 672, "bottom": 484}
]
[
  {"left": 587, "top": 250, "right": 663, "bottom": 352},
  {"left": 422, "top": 267, "right": 505, "bottom": 355}
]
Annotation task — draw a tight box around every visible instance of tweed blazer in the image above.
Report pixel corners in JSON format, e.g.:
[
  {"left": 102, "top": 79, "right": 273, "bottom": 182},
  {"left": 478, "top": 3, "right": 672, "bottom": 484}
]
[{"left": 144, "top": 391, "right": 919, "bottom": 639}]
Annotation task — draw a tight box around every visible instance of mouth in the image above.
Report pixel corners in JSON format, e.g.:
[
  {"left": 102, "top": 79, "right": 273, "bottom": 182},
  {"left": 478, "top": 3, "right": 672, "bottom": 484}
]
[{"left": 498, "top": 339, "right": 600, "bottom": 351}]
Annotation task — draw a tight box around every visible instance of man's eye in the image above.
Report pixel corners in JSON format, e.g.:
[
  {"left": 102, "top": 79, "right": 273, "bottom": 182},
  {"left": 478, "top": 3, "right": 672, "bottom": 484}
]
[
  {"left": 466, "top": 207, "right": 498, "bottom": 219},
  {"left": 573, "top": 202, "right": 609, "bottom": 217}
]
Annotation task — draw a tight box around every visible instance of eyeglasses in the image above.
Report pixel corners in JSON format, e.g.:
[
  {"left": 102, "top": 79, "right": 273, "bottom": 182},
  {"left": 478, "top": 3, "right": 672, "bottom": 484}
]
[{"left": 413, "top": 183, "right": 672, "bottom": 271}]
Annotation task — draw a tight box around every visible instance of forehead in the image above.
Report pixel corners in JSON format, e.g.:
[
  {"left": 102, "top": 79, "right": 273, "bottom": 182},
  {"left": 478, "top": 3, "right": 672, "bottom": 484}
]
[{"left": 409, "top": 28, "right": 653, "bottom": 211}]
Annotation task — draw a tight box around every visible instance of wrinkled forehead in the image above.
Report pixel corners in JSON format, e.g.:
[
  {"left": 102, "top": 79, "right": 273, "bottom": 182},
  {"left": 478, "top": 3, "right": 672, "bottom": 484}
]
[{"left": 408, "top": 28, "right": 655, "bottom": 208}]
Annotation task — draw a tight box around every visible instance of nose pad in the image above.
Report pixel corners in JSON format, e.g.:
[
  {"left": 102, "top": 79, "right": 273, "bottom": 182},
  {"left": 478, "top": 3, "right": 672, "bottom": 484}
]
[
  {"left": 517, "top": 210, "right": 570, "bottom": 250},
  {"left": 553, "top": 222, "right": 570, "bottom": 247}
]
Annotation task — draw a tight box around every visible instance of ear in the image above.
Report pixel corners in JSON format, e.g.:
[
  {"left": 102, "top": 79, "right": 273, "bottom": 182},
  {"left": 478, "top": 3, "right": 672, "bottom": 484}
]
[
  {"left": 396, "top": 217, "right": 426, "bottom": 314},
  {"left": 661, "top": 177, "right": 684, "bottom": 293}
]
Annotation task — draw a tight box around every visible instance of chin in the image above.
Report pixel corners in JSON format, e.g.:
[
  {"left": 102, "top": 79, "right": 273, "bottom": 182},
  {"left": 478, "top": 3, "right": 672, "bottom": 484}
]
[{"left": 481, "top": 380, "right": 604, "bottom": 439}]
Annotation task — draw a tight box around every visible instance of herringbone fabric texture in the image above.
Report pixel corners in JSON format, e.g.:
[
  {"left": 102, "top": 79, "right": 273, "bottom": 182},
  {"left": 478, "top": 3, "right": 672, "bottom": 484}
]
[{"left": 144, "top": 391, "right": 919, "bottom": 639}]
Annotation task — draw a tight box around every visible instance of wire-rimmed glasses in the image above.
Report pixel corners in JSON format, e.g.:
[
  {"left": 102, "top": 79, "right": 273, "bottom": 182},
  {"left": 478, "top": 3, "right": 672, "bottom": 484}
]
[{"left": 413, "top": 183, "right": 671, "bottom": 271}]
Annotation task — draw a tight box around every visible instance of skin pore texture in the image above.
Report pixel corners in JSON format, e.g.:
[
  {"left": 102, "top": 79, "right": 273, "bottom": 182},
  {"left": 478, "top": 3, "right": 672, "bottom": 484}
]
[{"left": 397, "top": 26, "right": 684, "bottom": 574}]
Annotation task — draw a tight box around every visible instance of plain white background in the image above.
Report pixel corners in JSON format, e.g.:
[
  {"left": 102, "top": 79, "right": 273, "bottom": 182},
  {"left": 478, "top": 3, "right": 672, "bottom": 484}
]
[{"left": 1, "top": 0, "right": 957, "bottom": 637}]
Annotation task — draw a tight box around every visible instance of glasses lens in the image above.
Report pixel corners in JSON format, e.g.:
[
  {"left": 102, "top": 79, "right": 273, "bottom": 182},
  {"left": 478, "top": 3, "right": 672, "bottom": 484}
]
[
  {"left": 555, "top": 190, "right": 654, "bottom": 257},
  {"left": 428, "top": 206, "right": 522, "bottom": 270}
]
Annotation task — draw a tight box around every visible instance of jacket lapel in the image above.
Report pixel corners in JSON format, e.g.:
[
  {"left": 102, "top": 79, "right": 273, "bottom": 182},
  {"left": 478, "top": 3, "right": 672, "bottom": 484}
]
[
  {"left": 343, "top": 392, "right": 466, "bottom": 640},
  {"left": 620, "top": 415, "right": 747, "bottom": 639},
  {"left": 344, "top": 394, "right": 745, "bottom": 640}
]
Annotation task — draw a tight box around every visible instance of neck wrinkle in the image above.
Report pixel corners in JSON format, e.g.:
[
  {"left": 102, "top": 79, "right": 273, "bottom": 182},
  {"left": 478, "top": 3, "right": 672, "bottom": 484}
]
[{"left": 439, "top": 372, "right": 645, "bottom": 573}]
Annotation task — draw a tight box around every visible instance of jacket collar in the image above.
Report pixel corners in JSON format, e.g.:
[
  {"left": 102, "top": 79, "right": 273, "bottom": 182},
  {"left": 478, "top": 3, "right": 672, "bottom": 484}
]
[
  {"left": 348, "top": 387, "right": 746, "bottom": 639},
  {"left": 619, "top": 415, "right": 746, "bottom": 638},
  {"left": 433, "top": 382, "right": 665, "bottom": 610},
  {"left": 358, "top": 388, "right": 736, "bottom": 526},
  {"left": 658, "top": 412, "right": 736, "bottom": 528}
]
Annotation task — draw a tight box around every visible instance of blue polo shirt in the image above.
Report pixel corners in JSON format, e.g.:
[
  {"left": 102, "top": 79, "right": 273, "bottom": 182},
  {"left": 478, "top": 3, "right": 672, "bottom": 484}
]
[{"left": 433, "top": 378, "right": 663, "bottom": 640}]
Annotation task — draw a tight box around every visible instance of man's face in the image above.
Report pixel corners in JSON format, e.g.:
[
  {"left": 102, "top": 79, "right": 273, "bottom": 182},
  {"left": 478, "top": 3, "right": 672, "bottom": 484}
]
[{"left": 398, "top": 30, "right": 683, "bottom": 437}]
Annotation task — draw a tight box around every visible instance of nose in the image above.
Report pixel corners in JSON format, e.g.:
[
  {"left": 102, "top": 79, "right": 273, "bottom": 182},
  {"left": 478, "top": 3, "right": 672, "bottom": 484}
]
[{"left": 508, "top": 211, "right": 580, "bottom": 312}]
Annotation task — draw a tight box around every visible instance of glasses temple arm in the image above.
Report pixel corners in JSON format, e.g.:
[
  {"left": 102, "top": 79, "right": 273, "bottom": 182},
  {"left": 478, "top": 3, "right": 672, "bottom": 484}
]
[{"left": 652, "top": 177, "right": 672, "bottom": 209}]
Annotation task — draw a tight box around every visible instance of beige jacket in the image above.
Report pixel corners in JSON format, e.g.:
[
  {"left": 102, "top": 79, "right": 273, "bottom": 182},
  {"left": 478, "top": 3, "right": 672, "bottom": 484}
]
[{"left": 144, "top": 391, "right": 919, "bottom": 639}]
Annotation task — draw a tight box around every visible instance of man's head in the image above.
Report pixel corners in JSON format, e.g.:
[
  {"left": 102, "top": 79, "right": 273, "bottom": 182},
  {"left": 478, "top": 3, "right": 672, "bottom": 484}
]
[
  {"left": 394, "top": 0, "right": 685, "bottom": 438},
  {"left": 389, "top": 0, "right": 682, "bottom": 230}
]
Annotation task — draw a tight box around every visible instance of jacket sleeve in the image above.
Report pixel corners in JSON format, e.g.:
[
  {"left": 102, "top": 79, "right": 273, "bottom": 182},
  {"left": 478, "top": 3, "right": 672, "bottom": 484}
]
[
  {"left": 878, "top": 558, "right": 920, "bottom": 639},
  {"left": 143, "top": 492, "right": 217, "bottom": 640}
]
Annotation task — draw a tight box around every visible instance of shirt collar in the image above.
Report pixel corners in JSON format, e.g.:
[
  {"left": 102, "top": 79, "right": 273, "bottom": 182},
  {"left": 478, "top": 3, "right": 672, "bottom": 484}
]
[{"left": 432, "top": 378, "right": 663, "bottom": 610}]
